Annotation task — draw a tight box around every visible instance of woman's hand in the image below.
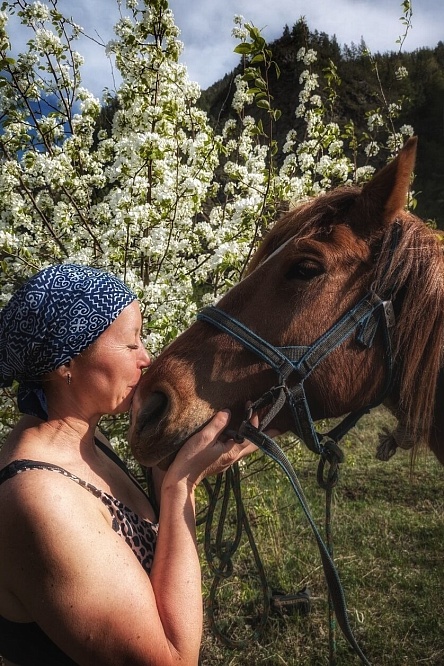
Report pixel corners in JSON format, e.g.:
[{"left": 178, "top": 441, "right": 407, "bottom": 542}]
[
  {"left": 164, "top": 410, "right": 258, "bottom": 490},
  {"left": 150, "top": 409, "right": 278, "bottom": 662}
]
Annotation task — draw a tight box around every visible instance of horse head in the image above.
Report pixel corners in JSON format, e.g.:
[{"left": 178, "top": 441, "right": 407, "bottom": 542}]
[{"left": 130, "top": 137, "right": 444, "bottom": 467}]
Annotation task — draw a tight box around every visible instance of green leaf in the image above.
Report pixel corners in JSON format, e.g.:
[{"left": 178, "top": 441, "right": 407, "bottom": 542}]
[
  {"left": 234, "top": 43, "right": 253, "bottom": 55},
  {"left": 0, "top": 57, "right": 15, "bottom": 69},
  {"left": 254, "top": 91, "right": 268, "bottom": 101}
]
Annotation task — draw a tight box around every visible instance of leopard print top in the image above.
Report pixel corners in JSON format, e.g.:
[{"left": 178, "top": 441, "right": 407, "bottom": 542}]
[{"left": 0, "top": 458, "right": 159, "bottom": 574}]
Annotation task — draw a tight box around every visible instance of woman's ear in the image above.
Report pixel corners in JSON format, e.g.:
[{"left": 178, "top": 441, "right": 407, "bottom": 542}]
[{"left": 53, "top": 361, "right": 72, "bottom": 385}]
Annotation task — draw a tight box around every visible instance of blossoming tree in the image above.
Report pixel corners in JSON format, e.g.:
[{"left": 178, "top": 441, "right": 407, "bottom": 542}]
[{"left": 0, "top": 0, "right": 413, "bottom": 439}]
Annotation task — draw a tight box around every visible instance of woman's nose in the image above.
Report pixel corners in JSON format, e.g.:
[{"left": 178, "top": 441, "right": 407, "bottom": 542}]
[{"left": 139, "top": 346, "right": 151, "bottom": 368}]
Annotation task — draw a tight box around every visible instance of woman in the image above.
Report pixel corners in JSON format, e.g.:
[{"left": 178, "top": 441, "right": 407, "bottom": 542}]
[{"left": 0, "top": 264, "right": 256, "bottom": 666}]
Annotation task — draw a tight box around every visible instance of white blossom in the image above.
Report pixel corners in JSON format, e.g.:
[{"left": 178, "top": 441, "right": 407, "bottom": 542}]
[
  {"left": 395, "top": 66, "right": 408, "bottom": 80},
  {"left": 365, "top": 141, "right": 380, "bottom": 157}
]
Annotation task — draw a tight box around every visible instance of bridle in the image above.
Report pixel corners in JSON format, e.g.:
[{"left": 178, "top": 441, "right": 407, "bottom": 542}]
[
  {"left": 198, "top": 288, "right": 395, "bottom": 456},
  {"left": 196, "top": 223, "right": 402, "bottom": 665}
]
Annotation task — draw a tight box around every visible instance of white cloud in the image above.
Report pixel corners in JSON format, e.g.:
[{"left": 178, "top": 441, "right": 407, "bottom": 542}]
[
  {"left": 169, "top": 0, "right": 444, "bottom": 88},
  {"left": 6, "top": 0, "right": 443, "bottom": 97}
]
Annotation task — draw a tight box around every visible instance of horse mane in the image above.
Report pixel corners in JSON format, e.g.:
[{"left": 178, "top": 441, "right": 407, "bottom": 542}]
[
  {"left": 247, "top": 188, "right": 444, "bottom": 455},
  {"left": 372, "top": 213, "right": 444, "bottom": 453}
]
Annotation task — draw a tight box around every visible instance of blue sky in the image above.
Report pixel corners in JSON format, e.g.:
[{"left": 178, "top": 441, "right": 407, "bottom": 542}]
[{"left": 6, "top": 0, "right": 443, "bottom": 98}]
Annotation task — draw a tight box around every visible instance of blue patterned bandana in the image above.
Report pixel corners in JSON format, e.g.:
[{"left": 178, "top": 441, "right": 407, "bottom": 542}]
[{"left": 0, "top": 264, "right": 137, "bottom": 417}]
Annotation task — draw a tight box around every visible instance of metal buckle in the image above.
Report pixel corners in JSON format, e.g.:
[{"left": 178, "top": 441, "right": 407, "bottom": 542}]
[{"left": 382, "top": 299, "right": 396, "bottom": 328}]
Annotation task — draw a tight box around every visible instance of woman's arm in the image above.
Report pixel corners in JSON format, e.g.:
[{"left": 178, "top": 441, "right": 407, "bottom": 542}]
[{"left": 149, "top": 410, "right": 256, "bottom": 662}]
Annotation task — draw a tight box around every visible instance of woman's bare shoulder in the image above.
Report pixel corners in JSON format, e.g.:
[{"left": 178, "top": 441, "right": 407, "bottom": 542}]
[{"left": 0, "top": 462, "right": 112, "bottom": 559}]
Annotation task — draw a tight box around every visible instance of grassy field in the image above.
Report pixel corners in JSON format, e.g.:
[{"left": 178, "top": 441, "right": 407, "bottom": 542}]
[{"left": 196, "top": 407, "right": 444, "bottom": 665}]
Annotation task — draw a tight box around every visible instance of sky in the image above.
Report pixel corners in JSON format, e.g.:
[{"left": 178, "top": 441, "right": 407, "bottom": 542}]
[{"left": 6, "top": 0, "right": 444, "bottom": 99}]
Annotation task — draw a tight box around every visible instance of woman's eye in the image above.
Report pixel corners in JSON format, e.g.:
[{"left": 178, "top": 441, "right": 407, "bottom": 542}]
[
  {"left": 127, "top": 344, "right": 139, "bottom": 350},
  {"left": 285, "top": 260, "right": 324, "bottom": 281}
]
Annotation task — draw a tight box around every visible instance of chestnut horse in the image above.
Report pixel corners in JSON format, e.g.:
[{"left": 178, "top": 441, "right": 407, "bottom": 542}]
[{"left": 130, "top": 137, "right": 444, "bottom": 469}]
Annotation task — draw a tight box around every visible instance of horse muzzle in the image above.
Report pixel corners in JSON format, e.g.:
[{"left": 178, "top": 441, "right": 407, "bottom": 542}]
[{"left": 129, "top": 376, "right": 217, "bottom": 467}]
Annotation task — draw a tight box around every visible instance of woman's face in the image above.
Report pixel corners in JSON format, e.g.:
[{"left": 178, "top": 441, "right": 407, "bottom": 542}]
[{"left": 73, "top": 301, "right": 151, "bottom": 416}]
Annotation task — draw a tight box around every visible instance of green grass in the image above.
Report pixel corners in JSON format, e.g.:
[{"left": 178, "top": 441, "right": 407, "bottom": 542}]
[{"left": 196, "top": 407, "right": 444, "bottom": 665}]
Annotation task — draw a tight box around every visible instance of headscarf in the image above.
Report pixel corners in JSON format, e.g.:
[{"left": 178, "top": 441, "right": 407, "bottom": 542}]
[{"left": 0, "top": 264, "right": 137, "bottom": 418}]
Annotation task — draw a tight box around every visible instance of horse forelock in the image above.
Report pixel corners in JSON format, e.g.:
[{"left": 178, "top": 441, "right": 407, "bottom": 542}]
[
  {"left": 372, "top": 213, "right": 444, "bottom": 453},
  {"left": 246, "top": 186, "right": 361, "bottom": 274}
]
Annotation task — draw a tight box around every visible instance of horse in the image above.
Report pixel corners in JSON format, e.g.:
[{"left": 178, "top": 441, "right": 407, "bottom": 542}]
[{"left": 129, "top": 137, "right": 444, "bottom": 470}]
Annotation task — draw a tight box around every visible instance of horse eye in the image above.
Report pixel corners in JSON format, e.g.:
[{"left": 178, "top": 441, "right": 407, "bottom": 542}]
[{"left": 285, "top": 260, "right": 324, "bottom": 281}]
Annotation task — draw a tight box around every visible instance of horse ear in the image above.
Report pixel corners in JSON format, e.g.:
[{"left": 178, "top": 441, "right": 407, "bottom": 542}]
[{"left": 353, "top": 136, "right": 417, "bottom": 231}]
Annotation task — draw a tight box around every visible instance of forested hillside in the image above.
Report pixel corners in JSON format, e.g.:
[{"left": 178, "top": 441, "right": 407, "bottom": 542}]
[{"left": 199, "top": 19, "right": 444, "bottom": 227}]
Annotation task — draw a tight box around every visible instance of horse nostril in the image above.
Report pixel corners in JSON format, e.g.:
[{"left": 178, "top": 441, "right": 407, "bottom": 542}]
[{"left": 139, "top": 391, "right": 169, "bottom": 428}]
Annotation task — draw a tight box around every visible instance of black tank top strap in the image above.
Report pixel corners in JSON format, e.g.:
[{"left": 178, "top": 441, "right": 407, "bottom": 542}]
[
  {"left": 0, "top": 459, "right": 72, "bottom": 484},
  {"left": 0, "top": 459, "right": 110, "bottom": 503}
]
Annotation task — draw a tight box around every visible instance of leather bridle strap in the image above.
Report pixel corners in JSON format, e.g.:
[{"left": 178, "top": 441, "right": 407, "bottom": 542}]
[{"left": 196, "top": 299, "right": 394, "bottom": 665}]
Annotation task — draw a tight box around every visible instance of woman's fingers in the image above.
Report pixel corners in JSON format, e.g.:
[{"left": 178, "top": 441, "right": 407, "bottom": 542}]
[
  {"left": 206, "top": 409, "right": 231, "bottom": 440},
  {"left": 234, "top": 441, "right": 258, "bottom": 460},
  {"left": 169, "top": 408, "right": 282, "bottom": 487}
]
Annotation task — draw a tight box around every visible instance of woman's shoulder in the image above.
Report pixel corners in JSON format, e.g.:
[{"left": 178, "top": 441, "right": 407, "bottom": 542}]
[
  {"left": 0, "top": 421, "right": 155, "bottom": 523},
  {"left": 0, "top": 457, "right": 109, "bottom": 524}
]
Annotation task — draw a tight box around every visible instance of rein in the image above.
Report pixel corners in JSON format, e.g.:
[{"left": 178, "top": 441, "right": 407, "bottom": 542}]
[{"left": 196, "top": 224, "right": 402, "bottom": 665}]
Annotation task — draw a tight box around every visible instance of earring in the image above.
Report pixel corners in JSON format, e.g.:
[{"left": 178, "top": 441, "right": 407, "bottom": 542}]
[{"left": 67, "top": 373, "right": 72, "bottom": 386}]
